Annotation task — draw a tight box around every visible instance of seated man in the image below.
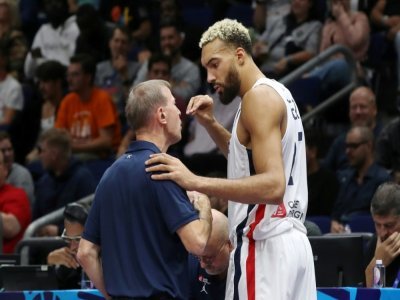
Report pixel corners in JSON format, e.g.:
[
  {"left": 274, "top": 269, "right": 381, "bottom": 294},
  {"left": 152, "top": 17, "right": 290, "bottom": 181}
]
[
  {"left": 0, "top": 149, "right": 31, "bottom": 253},
  {"left": 47, "top": 202, "right": 90, "bottom": 289},
  {"left": 34, "top": 128, "right": 96, "bottom": 236},
  {"left": 331, "top": 126, "right": 390, "bottom": 233},
  {"left": 188, "top": 208, "right": 231, "bottom": 299},
  {"left": 365, "top": 182, "right": 400, "bottom": 288},
  {"left": 55, "top": 54, "right": 121, "bottom": 160}
]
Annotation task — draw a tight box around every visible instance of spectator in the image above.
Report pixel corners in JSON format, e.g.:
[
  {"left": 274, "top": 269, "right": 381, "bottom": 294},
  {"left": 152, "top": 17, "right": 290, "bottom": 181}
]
[
  {"left": 375, "top": 111, "right": 400, "bottom": 174},
  {"left": 365, "top": 182, "right": 400, "bottom": 287},
  {"left": 370, "top": 0, "right": 400, "bottom": 104},
  {"left": 188, "top": 209, "right": 232, "bottom": 300},
  {"left": 134, "top": 19, "right": 201, "bottom": 103},
  {"left": 331, "top": 126, "right": 390, "bottom": 233},
  {"left": 253, "top": 0, "right": 291, "bottom": 33},
  {"left": 47, "top": 202, "right": 90, "bottom": 289},
  {"left": 159, "top": 0, "right": 203, "bottom": 62},
  {"left": 323, "top": 86, "right": 381, "bottom": 173},
  {"left": 252, "top": 0, "right": 322, "bottom": 79},
  {"left": 95, "top": 25, "right": 140, "bottom": 126},
  {"left": 24, "top": 0, "right": 79, "bottom": 79},
  {"left": 116, "top": 53, "right": 172, "bottom": 157},
  {"left": 104, "top": 0, "right": 153, "bottom": 62},
  {"left": 34, "top": 128, "right": 96, "bottom": 236},
  {"left": 0, "top": 131, "right": 35, "bottom": 207},
  {"left": 305, "top": 128, "right": 338, "bottom": 216},
  {"left": 0, "top": 45, "right": 23, "bottom": 130},
  {"left": 0, "top": 149, "right": 31, "bottom": 253},
  {"left": 308, "top": 0, "right": 370, "bottom": 98},
  {"left": 26, "top": 60, "right": 66, "bottom": 164},
  {"left": 74, "top": 4, "right": 108, "bottom": 63},
  {"left": 77, "top": 80, "right": 212, "bottom": 299},
  {"left": 55, "top": 54, "right": 121, "bottom": 160},
  {"left": 0, "top": 0, "right": 28, "bottom": 81}
]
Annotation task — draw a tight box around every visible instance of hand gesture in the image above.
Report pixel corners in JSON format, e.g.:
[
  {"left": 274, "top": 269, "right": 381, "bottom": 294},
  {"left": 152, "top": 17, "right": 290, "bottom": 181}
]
[
  {"left": 47, "top": 247, "right": 80, "bottom": 269},
  {"left": 145, "top": 153, "right": 198, "bottom": 191},
  {"left": 375, "top": 232, "right": 400, "bottom": 267},
  {"left": 186, "top": 95, "right": 215, "bottom": 127}
]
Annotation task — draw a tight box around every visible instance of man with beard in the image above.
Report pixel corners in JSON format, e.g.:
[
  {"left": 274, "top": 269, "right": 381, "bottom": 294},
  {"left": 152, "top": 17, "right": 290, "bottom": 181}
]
[
  {"left": 330, "top": 126, "right": 390, "bottom": 233},
  {"left": 188, "top": 209, "right": 232, "bottom": 299},
  {"left": 133, "top": 19, "right": 201, "bottom": 102},
  {"left": 24, "top": 0, "right": 79, "bottom": 79},
  {"left": 145, "top": 19, "right": 316, "bottom": 299},
  {"left": 323, "top": 86, "right": 381, "bottom": 173}
]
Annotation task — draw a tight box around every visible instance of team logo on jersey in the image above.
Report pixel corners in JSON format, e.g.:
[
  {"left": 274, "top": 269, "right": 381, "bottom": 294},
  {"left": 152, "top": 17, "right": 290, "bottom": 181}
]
[
  {"left": 271, "top": 203, "right": 287, "bottom": 218},
  {"left": 198, "top": 275, "right": 210, "bottom": 294}
]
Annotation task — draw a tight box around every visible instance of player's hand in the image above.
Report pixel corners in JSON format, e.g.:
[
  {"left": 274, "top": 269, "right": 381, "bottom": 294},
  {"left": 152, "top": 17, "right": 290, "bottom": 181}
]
[
  {"left": 47, "top": 247, "right": 80, "bottom": 269},
  {"left": 145, "top": 153, "right": 198, "bottom": 191},
  {"left": 186, "top": 95, "right": 215, "bottom": 127},
  {"left": 375, "top": 232, "right": 400, "bottom": 266}
]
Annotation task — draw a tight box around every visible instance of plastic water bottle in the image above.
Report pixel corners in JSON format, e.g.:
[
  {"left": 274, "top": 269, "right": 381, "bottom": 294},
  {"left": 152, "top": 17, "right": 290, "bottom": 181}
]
[{"left": 373, "top": 259, "right": 385, "bottom": 288}]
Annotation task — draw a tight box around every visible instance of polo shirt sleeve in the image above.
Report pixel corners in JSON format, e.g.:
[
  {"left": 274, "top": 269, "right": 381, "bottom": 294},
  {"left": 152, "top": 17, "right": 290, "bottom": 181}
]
[
  {"left": 82, "top": 193, "right": 101, "bottom": 245},
  {"left": 154, "top": 180, "right": 199, "bottom": 234}
]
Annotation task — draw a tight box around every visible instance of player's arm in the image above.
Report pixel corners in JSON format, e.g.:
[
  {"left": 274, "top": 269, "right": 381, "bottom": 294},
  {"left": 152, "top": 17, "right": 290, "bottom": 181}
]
[
  {"left": 147, "top": 86, "right": 286, "bottom": 204},
  {"left": 195, "top": 85, "right": 286, "bottom": 204}
]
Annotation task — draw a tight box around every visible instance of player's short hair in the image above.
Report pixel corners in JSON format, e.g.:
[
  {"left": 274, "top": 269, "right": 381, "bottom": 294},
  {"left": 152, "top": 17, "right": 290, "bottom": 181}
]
[{"left": 199, "top": 19, "right": 252, "bottom": 54}]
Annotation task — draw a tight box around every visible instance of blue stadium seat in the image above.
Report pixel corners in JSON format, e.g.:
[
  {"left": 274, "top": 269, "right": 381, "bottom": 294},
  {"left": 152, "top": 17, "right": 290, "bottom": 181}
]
[
  {"left": 306, "top": 215, "right": 331, "bottom": 234},
  {"left": 348, "top": 214, "right": 375, "bottom": 234}
]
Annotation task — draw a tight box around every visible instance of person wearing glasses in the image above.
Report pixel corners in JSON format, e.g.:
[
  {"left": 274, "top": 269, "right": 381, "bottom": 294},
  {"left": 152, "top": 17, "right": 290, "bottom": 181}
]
[
  {"left": 47, "top": 202, "right": 90, "bottom": 289},
  {"left": 323, "top": 86, "right": 382, "bottom": 174},
  {"left": 188, "top": 209, "right": 232, "bottom": 300},
  {"left": 330, "top": 126, "right": 390, "bottom": 233}
]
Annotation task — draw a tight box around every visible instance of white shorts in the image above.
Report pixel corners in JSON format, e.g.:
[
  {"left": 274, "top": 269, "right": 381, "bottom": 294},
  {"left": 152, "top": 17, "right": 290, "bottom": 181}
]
[{"left": 225, "top": 226, "right": 316, "bottom": 300}]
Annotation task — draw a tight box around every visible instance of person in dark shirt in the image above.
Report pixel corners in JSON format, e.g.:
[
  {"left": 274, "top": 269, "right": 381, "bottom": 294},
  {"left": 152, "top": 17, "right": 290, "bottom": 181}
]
[
  {"left": 189, "top": 209, "right": 232, "bottom": 300},
  {"left": 365, "top": 182, "right": 400, "bottom": 288},
  {"left": 47, "top": 202, "right": 90, "bottom": 289},
  {"left": 305, "top": 128, "right": 338, "bottom": 216},
  {"left": 331, "top": 126, "right": 390, "bottom": 233},
  {"left": 34, "top": 128, "right": 96, "bottom": 236}
]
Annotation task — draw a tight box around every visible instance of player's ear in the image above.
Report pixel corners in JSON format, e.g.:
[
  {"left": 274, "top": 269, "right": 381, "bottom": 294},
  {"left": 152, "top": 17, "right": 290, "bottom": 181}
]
[{"left": 235, "top": 47, "right": 246, "bottom": 65}]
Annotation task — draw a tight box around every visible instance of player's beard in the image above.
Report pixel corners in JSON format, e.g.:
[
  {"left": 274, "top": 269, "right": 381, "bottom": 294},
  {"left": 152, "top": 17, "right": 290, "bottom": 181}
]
[{"left": 219, "top": 64, "right": 240, "bottom": 105}]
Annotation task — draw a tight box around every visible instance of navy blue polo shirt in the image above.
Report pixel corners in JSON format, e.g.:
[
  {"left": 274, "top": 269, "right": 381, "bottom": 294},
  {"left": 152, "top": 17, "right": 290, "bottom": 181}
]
[
  {"left": 188, "top": 255, "right": 226, "bottom": 300},
  {"left": 83, "top": 141, "right": 199, "bottom": 299}
]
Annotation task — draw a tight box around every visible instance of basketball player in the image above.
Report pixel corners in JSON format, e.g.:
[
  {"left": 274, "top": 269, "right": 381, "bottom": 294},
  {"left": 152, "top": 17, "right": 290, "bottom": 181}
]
[{"left": 145, "top": 19, "right": 316, "bottom": 299}]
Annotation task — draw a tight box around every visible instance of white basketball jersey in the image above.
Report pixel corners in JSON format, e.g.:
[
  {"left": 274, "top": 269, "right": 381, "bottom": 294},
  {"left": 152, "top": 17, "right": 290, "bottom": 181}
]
[{"left": 227, "top": 77, "right": 308, "bottom": 242}]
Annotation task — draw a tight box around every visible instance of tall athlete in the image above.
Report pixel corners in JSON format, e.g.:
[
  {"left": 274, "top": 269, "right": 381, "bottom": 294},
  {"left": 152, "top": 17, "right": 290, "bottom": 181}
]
[{"left": 145, "top": 19, "right": 316, "bottom": 299}]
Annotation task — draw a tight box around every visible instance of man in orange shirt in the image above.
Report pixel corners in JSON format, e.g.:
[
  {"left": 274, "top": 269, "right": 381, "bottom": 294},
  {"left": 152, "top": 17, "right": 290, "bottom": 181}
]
[{"left": 56, "top": 54, "right": 121, "bottom": 160}]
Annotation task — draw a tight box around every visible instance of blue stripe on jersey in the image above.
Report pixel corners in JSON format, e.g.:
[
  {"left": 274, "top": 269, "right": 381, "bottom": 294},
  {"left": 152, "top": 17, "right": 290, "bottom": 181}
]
[
  {"left": 246, "top": 149, "right": 256, "bottom": 175},
  {"left": 288, "top": 143, "right": 297, "bottom": 186},
  {"left": 233, "top": 204, "right": 255, "bottom": 300}
]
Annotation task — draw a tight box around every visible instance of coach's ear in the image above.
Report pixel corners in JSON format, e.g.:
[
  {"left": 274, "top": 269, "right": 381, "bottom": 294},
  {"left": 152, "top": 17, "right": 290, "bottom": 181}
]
[{"left": 157, "top": 106, "right": 167, "bottom": 125}]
